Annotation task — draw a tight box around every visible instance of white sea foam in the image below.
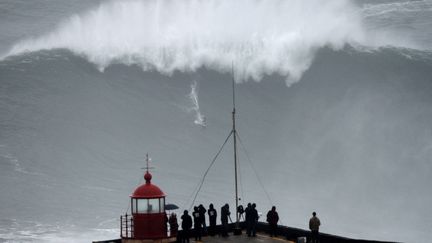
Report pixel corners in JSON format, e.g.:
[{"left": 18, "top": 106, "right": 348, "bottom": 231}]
[
  {"left": 0, "top": 219, "right": 118, "bottom": 243},
  {"left": 6, "top": 0, "right": 425, "bottom": 84},
  {"left": 3, "top": 0, "right": 374, "bottom": 84}
]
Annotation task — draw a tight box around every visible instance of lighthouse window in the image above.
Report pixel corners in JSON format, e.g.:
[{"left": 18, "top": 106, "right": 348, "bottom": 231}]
[
  {"left": 160, "top": 198, "right": 165, "bottom": 212},
  {"left": 137, "top": 199, "right": 149, "bottom": 213},
  {"left": 131, "top": 199, "right": 137, "bottom": 213},
  {"left": 148, "top": 199, "right": 160, "bottom": 213},
  {"left": 134, "top": 199, "right": 162, "bottom": 213}
]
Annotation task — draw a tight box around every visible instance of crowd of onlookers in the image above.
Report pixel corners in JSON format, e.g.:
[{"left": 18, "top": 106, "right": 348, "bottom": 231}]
[{"left": 166, "top": 203, "right": 321, "bottom": 243}]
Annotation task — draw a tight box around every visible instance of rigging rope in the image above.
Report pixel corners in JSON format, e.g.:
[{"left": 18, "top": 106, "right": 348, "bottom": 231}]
[
  {"left": 187, "top": 130, "right": 233, "bottom": 210},
  {"left": 236, "top": 131, "right": 273, "bottom": 204},
  {"left": 182, "top": 175, "right": 203, "bottom": 210},
  {"left": 236, "top": 131, "right": 284, "bottom": 224}
]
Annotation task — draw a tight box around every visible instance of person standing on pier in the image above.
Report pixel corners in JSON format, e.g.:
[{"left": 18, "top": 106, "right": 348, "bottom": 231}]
[
  {"left": 245, "top": 203, "right": 253, "bottom": 236},
  {"left": 237, "top": 205, "right": 245, "bottom": 221},
  {"left": 198, "top": 204, "right": 207, "bottom": 233},
  {"left": 193, "top": 206, "right": 202, "bottom": 241},
  {"left": 208, "top": 203, "right": 217, "bottom": 236},
  {"left": 251, "top": 203, "right": 259, "bottom": 237},
  {"left": 266, "top": 206, "right": 279, "bottom": 237},
  {"left": 309, "top": 211, "right": 321, "bottom": 243},
  {"left": 181, "top": 210, "right": 192, "bottom": 243},
  {"left": 169, "top": 213, "right": 178, "bottom": 237},
  {"left": 221, "top": 204, "right": 231, "bottom": 237}
]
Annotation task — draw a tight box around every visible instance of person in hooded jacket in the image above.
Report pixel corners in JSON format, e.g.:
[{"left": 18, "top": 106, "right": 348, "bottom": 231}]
[
  {"left": 193, "top": 206, "right": 202, "bottom": 241},
  {"left": 220, "top": 204, "right": 231, "bottom": 237},
  {"left": 181, "top": 210, "right": 192, "bottom": 243},
  {"left": 237, "top": 205, "right": 245, "bottom": 221},
  {"left": 208, "top": 203, "right": 217, "bottom": 236},
  {"left": 266, "top": 206, "right": 279, "bottom": 237},
  {"left": 245, "top": 203, "right": 253, "bottom": 236},
  {"left": 251, "top": 203, "right": 259, "bottom": 237},
  {"left": 198, "top": 204, "right": 207, "bottom": 233}
]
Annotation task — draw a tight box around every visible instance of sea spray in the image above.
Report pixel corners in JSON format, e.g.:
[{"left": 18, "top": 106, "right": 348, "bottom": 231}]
[
  {"left": 188, "top": 81, "right": 206, "bottom": 127},
  {"left": 5, "top": 0, "right": 369, "bottom": 85}
]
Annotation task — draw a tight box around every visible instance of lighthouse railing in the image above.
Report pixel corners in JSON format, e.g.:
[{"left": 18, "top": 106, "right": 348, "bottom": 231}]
[{"left": 120, "top": 214, "right": 134, "bottom": 238}]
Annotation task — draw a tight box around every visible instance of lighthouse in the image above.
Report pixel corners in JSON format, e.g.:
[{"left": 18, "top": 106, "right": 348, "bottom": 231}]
[{"left": 121, "top": 155, "right": 175, "bottom": 243}]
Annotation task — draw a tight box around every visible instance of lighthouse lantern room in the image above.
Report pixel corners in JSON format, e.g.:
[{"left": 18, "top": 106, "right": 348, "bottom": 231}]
[{"left": 121, "top": 155, "right": 174, "bottom": 243}]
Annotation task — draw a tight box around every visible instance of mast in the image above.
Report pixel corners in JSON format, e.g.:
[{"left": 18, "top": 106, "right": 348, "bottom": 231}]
[{"left": 232, "top": 65, "right": 241, "bottom": 234}]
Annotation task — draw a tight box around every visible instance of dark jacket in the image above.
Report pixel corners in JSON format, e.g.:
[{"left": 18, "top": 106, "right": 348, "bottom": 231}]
[
  {"left": 266, "top": 210, "right": 279, "bottom": 225},
  {"left": 182, "top": 214, "right": 192, "bottom": 230},
  {"left": 309, "top": 216, "right": 321, "bottom": 231},
  {"left": 193, "top": 210, "right": 202, "bottom": 227},
  {"left": 198, "top": 205, "right": 207, "bottom": 223},
  {"left": 251, "top": 207, "right": 258, "bottom": 222},
  {"left": 208, "top": 208, "right": 217, "bottom": 225},
  {"left": 245, "top": 205, "right": 252, "bottom": 222},
  {"left": 221, "top": 205, "right": 230, "bottom": 223}
]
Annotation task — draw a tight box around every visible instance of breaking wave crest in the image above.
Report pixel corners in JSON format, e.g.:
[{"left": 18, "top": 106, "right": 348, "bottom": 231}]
[{"left": 3, "top": 0, "right": 413, "bottom": 84}]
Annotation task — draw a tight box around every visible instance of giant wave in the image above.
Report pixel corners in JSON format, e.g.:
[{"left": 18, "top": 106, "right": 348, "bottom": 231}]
[
  {"left": 4, "top": 0, "right": 420, "bottom": 85},
  {"left": 1, "top": 1, "right": 432, "bottom": 243}
]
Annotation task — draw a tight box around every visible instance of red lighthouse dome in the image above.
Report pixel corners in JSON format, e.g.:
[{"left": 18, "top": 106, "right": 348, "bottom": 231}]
[
  {"left": 131, "top": 172, "right": 166, "bottom": 199},
  {"left": 121, "top": 155, "right": 175, "bottom": 243}
]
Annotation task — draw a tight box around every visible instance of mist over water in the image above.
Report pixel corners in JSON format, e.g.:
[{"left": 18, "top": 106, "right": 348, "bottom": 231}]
[{"left": 1, "top": 1, "right": 432, "bottom": 243}]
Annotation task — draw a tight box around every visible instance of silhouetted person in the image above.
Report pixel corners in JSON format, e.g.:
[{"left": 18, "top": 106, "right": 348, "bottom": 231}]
[
  {"left": 251, "top": 203, "right": 259, "bottom": 237},
  {"left": 245, "top": 203, "right": 253, "bottom": 236},
  {"left": 208, "top": 203, "right": 217, "bottom": 236},
  {"left": 181, "top": 210, "right": 192, "bottom": 243},
  {"left": 266, "top": 206, "right": 279, "bottom": 237},
  {"left": 309, "top": 212, "right": 321, "bottom": 243},
  {"left": 237, "top": 205, "right": 245, "bottom": 221},
  {"left": 198, "top": 204, "right": 207, "bottom": 233},
  {"left": 169, "top": 213, "right": 178, "bottom": 237},
  {"left": 193, "top": 206, "right": 202, "bottom": 241},
  {"left": 221, "top": 204, "right": 231, "bottom": 237}
]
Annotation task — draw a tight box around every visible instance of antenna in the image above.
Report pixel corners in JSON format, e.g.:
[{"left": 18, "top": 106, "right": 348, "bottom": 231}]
[
  {"left": 142, "top": 153, "right": 154, "bottom": 173},
  {"left": 232, "top": 62, "right": 236, "bottom": 113},
  {"left": 232, "top": 63, "right": 241, "bottom": 235}
]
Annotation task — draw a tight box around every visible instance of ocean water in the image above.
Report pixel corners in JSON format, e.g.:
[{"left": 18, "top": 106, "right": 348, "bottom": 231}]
[{"left": 1, "top": 0, "right": 432, "bottom": 242}]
